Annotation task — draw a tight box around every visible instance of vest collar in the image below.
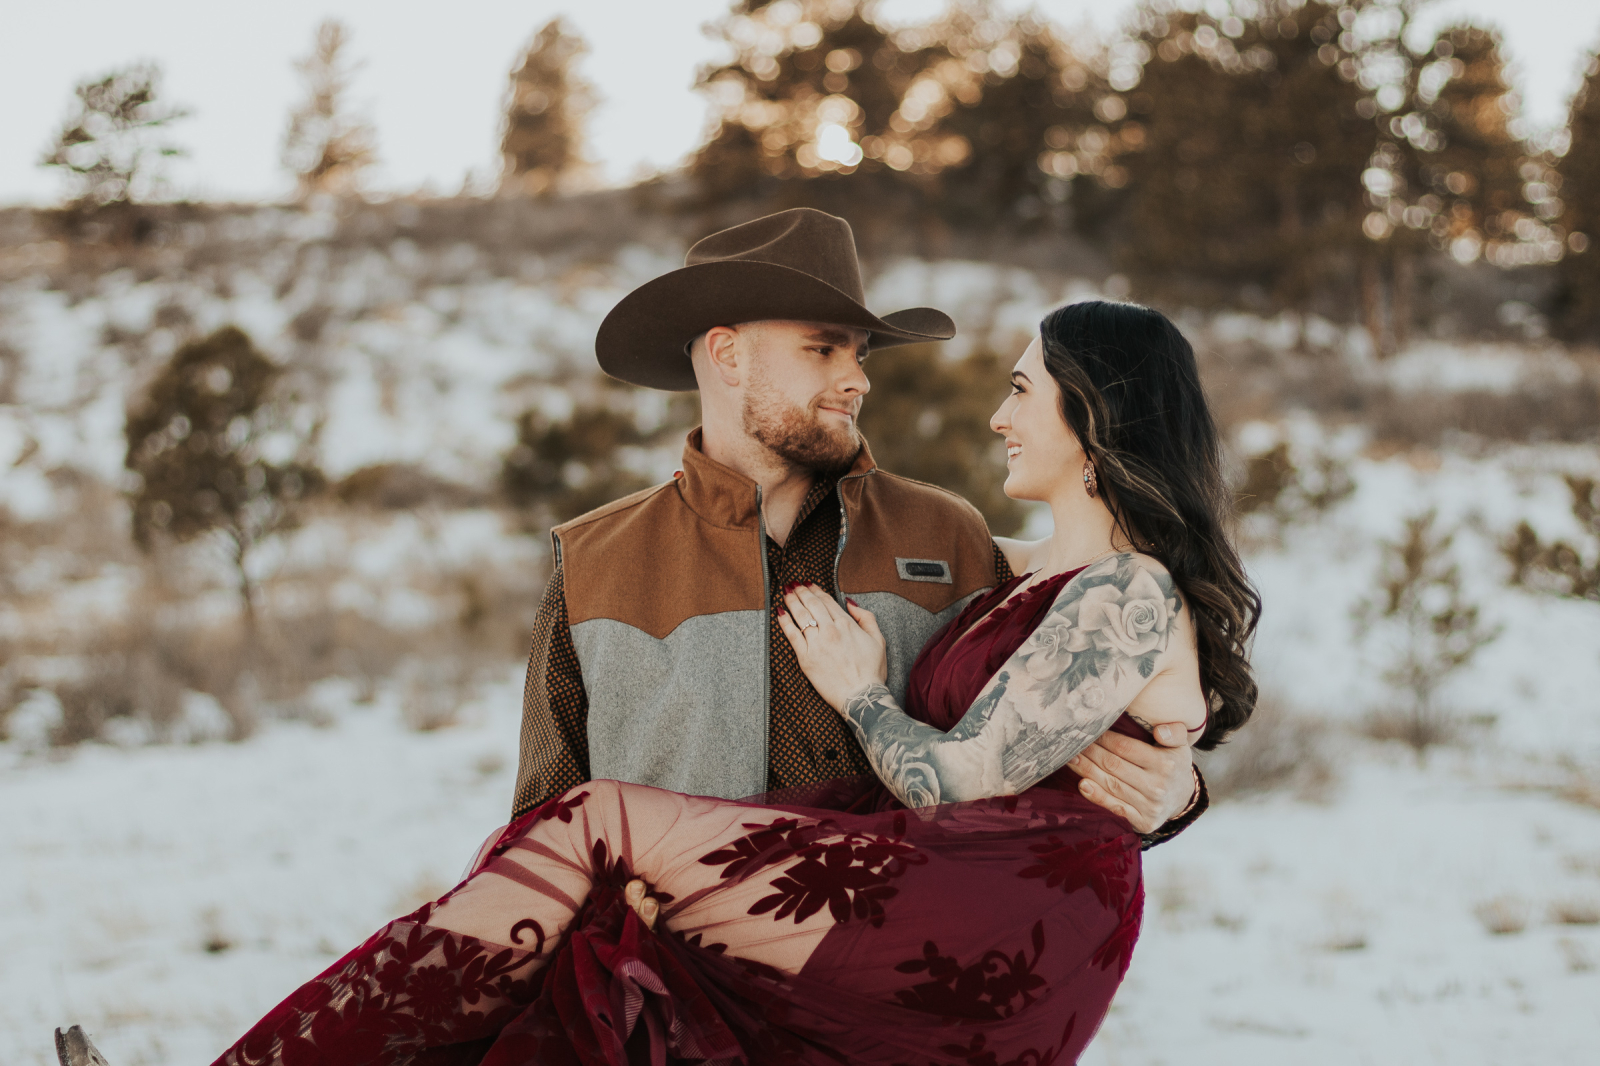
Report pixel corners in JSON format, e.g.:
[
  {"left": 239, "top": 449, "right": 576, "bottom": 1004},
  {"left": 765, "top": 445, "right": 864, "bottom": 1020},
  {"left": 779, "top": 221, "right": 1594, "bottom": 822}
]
[{"left": 677, "top": 427, "right": 877, "bottom": 530}]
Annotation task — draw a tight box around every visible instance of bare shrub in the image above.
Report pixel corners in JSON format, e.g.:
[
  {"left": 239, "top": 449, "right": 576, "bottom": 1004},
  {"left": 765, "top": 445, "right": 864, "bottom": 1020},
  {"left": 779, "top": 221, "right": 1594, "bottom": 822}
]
[
  {"left": 1354, "top": 512, "right": 1502, "bottom": 754},
  {"left": 1474, "top": 896, "right": 1530, "bottom": 935},
  {"left": 51, "top": 641, "right": 186, "bottom": 746},
  {"left": 199, "top": 907, "right": 234, "bottom": 954},
  {"left": 1194, "top": 694, "right": 1336, "bottom": 801},
  {"left": 333, "top": 463, "right": 485, "bottom": 511},
  {"left": 502, "top": 399, "right": 652, "bottom": 527},
  {"left": 1364, "top": 379, "right": 1600, "bottom": 448},
  {"left": 1502, "top": 474, "right": 1600, "bottom": 601},
  {"left": 1233, "top": 439, "right": 1356, "bottom": 548}
]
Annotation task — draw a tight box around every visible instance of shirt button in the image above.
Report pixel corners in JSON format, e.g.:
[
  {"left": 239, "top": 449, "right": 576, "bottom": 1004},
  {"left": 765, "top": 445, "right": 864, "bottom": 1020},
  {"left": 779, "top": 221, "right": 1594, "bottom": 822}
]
[{"left": 824, "top": 749, "right": 839, "bottom": 761}]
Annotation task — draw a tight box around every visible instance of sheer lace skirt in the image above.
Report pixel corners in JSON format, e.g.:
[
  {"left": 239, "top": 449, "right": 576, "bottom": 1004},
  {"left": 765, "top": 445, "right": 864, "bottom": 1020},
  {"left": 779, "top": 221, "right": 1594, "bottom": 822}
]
[{"left": 215, "top": 777, "right": 1142, "bottom": 1066}]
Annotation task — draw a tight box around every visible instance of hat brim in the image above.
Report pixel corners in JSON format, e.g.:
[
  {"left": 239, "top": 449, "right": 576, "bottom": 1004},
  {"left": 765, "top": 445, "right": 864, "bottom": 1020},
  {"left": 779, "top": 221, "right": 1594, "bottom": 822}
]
[{"left": 595, "top": 260, "right": 956, "bottom": 391}]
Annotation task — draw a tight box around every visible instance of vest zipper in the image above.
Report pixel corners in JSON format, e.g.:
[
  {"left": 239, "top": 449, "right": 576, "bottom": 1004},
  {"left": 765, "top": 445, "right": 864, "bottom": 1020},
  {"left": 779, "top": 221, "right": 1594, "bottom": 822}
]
[
  {"left": 831, "top": 469, "right": 870, "bottom": 603},
  {"left": 756, "top": 483, "right": 772, "bottom": 791}
]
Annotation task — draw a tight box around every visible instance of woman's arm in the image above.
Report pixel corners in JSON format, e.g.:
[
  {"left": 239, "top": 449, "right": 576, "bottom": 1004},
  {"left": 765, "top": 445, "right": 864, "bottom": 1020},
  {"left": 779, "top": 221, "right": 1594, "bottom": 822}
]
[{"left": 780, "top": 554, "right": 1183, "bottom": 809}]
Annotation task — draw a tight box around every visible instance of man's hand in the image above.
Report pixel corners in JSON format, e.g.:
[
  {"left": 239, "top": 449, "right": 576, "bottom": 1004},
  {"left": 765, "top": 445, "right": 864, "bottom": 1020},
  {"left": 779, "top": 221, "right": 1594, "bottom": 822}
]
[{"left": 1066, "top": 722, "right": 1196, "bottom": 834}]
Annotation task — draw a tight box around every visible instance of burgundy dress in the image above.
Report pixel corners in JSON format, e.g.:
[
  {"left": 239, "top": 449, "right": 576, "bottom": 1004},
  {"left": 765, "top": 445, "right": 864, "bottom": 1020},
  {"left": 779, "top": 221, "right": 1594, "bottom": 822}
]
[{"left": 216, "top": 568, "right": 1145, "bottom": 1066}]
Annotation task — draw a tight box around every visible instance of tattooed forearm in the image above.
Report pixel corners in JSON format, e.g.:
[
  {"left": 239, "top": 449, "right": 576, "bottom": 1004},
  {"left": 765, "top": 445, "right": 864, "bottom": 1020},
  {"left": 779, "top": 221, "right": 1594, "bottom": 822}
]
[{"left": 839, "top": 554, "right": 1182, "bottom": 808}]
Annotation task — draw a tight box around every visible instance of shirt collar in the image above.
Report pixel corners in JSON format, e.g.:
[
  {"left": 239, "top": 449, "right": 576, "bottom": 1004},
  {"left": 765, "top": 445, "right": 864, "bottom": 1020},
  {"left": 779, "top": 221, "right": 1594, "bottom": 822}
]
[{"left": 677, "top": 427, "right": 876, "bottom": 530}]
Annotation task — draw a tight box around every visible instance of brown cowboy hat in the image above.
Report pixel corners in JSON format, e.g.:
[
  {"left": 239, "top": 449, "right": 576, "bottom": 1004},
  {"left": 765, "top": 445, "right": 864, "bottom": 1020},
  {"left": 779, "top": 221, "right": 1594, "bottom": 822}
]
[{"left": 595, "top": 208, "right": 956, "bottom": 391}]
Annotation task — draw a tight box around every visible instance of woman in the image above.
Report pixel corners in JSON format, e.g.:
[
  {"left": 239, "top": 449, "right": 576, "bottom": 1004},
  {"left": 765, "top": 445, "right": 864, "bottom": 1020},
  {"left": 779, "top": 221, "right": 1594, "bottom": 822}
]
[{"left": 58, "top": 300, "right": 1259, "bottom": 1066}]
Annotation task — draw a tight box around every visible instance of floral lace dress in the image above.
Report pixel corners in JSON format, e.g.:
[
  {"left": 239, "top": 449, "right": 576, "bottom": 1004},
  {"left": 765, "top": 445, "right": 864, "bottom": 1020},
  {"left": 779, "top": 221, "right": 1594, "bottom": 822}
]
[{"left": 215, "top": 567, "right": 1144, "bottom": 1066}]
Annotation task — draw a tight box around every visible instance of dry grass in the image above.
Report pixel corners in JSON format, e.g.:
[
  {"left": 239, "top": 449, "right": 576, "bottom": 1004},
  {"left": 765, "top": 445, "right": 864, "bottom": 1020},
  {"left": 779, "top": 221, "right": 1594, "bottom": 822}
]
[
  {"left": 1195, "top": 694, "right": 1337, "bottom": 802},
  {"left": 1549, "top": 898, "right": 1600, "bottom": 926},
  {"left": 1558, "top": 938, "right": 1596, "bottom": 973},
  {"left": 1360, "top": 703, "right": 1461, "bottom": 755},
  {"left": 1473, "top": 896, "right": 1531, "bottom": 935}
]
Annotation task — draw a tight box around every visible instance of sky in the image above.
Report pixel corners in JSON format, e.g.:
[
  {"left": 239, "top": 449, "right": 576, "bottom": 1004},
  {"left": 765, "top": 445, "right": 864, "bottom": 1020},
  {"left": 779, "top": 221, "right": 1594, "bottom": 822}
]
[{"left": 1, "top": 0, "right": 1596, "bottom": 206}]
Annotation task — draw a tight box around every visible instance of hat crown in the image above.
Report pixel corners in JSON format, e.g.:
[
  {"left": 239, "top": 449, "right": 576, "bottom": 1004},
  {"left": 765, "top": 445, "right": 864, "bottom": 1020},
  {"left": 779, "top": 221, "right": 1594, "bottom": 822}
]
[{"left": 685, "top": 208, "right": 865, "bottom": 304}]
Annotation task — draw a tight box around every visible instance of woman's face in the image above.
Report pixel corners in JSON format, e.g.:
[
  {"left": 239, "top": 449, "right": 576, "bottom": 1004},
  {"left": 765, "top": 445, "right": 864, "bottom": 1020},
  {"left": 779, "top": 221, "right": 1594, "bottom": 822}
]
[{"left": 990, "top": 337, "right": 1085, "bottom": 503}]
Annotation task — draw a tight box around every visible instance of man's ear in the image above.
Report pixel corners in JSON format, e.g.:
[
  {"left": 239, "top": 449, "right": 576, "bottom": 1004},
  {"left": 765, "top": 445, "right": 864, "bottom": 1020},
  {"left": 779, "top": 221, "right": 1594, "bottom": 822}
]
[{"left": 701, "top": 325, "right": 744, "bottom": 387}]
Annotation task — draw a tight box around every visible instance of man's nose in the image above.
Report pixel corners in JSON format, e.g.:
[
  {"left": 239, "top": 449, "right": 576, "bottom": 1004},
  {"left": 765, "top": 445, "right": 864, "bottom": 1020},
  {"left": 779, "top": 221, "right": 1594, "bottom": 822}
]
[{"left": 838, "top": 352, "right": 870, "bottom": 395}]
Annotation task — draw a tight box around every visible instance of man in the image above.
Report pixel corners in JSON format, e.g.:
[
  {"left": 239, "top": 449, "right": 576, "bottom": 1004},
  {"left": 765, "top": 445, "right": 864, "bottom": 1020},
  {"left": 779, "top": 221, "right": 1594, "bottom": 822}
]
[{"left": 511, "top": 207, "right": 1205, "bottom": 845}]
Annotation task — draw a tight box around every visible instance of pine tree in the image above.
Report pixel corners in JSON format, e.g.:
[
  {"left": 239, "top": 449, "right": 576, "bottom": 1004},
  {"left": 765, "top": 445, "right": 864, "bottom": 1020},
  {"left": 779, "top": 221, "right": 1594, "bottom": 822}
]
[
  {"left": 39, "top": 63, "right": 190, "bottom": 208},
  {"left": 1110, "top": 2, "right": 1371, "bottom": 315},
  {"left": 692, "top": 1, "right": 932, "bottom": 197},
  {"left": 912, "top": 3, "right": 1104, "bottom": 233},
  {"left": 281, "top": 19, "right": 377, "bottom": 200},
  {"left": 691, "top": 0, "right": 1102, "bottom": 242},
  {"left": 1554, "top": 48, "right": 1600, "bottom": 341},
  {"left": 1360, "top": 22, "right": 1532, "bottom": 349},
  {"left": 500, "top": 18, "right": 595, "bottom": 197},
  {"left": 126, "top": 327, "right": 323, "bottom": 630}
]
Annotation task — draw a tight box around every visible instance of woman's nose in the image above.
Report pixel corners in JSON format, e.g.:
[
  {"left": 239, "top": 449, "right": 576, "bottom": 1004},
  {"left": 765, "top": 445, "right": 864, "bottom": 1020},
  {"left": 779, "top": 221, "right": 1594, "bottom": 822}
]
[{"left": 989, "top": 400, "right": 1010, "bottom": 434}]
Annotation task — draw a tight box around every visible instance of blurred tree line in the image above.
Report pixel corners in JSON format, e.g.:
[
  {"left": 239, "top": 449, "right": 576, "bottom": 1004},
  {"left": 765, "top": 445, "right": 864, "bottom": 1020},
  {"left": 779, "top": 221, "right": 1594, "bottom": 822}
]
[
  {"left": 679, "top": 0, "right": 1600, "bottom": 350},
  {"left": 33, "top": 0, "right": 1600, "bottom": 549},
  {"left": 37, "top": 1, "right": 1600, "bottom": 351}
]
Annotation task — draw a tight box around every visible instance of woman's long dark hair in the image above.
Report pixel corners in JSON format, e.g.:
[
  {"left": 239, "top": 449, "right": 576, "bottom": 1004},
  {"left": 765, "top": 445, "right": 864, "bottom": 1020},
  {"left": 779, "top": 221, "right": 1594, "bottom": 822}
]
[{"left": 1038, "top": 300, "right": 1260, "bottom": 749}]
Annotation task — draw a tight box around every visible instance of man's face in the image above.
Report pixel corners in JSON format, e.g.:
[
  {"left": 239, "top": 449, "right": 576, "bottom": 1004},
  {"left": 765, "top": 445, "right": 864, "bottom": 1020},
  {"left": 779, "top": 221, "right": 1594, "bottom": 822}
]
[{"left": 738, "top": 320, "right": 872, "bottom": 475}]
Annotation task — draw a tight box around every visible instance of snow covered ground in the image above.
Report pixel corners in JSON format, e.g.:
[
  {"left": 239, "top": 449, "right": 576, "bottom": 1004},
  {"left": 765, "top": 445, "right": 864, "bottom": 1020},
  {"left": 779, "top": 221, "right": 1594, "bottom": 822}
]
[
  {"left": 4, "top": 668, "right": 1597, "bottom": 1066},
  {"left": 6, "top": 435, "right": 1600, "bottom": 1065}
]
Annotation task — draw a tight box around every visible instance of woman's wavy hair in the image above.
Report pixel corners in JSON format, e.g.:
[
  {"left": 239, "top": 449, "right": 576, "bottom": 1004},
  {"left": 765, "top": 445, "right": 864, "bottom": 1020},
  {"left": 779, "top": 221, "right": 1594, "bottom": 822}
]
[{"left": 1038, "top": 300, "right": 1260, "bottom": 749}]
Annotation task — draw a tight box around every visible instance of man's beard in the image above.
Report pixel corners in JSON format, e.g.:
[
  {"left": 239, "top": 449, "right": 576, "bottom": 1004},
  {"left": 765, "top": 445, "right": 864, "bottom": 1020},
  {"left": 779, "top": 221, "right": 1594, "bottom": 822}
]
[{"left": 741, "top": 372, "right": 861, "bottom": 476}]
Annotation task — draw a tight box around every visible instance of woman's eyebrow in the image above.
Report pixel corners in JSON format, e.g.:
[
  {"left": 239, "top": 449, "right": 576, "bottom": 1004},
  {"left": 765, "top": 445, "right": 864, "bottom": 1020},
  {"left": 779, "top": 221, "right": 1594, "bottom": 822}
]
[{"left": 1010, "top": 371, "right": 1031, "bottom": 383}]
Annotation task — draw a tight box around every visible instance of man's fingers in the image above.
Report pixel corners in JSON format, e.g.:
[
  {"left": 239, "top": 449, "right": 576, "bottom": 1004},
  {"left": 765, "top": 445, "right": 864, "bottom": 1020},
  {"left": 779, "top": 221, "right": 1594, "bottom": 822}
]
[
  {"left": 639, "top": 896, "right": 659, "bottom": 931},
  {"left": 1091, "top": 728, "right": 1185, "bottom": 772},
  {"left": 1072, "top": 739, "right": 1157, "bottom": 792},
  {"left": 1078, "top": 778, "right": 1149, "bottom": 833}
]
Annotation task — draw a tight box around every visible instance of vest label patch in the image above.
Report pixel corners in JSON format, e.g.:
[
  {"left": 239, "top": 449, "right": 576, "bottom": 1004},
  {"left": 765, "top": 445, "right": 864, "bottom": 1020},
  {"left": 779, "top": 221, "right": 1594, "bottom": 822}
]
[{"left": 895, "top": 557, "right": 952, "bottom": 584}]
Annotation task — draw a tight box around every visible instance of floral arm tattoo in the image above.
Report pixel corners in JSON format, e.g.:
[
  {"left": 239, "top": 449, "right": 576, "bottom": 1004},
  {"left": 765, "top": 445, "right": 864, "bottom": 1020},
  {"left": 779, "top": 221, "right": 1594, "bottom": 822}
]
[{"left": 840, "top": 554, "right": 1182, "bottom": 808}]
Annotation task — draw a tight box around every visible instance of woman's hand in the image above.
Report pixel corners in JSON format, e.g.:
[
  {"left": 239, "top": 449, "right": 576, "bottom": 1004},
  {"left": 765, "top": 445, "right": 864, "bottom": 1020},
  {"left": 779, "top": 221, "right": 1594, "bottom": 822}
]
[{"left": 776, "top": 583, "right": 888, "bottom": 711}]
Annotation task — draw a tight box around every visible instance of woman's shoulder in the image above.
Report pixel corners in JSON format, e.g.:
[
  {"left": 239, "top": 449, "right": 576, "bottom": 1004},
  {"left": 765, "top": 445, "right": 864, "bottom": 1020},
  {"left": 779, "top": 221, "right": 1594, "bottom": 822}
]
[{"left": 1052, "top": 551, "right": 1186, "bottom": 630}]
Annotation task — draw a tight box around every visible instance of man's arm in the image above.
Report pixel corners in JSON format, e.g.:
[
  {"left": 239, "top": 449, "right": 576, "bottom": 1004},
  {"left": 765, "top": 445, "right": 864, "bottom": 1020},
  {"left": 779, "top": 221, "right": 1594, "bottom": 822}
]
[
  {"left": 1068, "top": 726, "right": 1207, "bottom": 848},
  {"left": 510, "top": 562, "right": 591, "bottom": 820}
]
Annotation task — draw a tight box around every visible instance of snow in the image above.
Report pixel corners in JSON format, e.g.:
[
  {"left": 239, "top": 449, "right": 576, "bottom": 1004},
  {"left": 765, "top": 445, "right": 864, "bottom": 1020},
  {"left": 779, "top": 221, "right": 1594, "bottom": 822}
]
[
  {"left": 1087, "top": 755, "right": 1600, "bottom": 1066},
  {"left": 1, "top": 677, "right": 523, "bottom": 1066},
  {"left": 3, "top": 682, "right": 1596, "bottom": 1065}
]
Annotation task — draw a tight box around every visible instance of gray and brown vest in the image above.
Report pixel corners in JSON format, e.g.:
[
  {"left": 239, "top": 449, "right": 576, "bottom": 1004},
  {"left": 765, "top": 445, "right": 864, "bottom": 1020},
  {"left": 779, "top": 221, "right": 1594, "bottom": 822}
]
[{"left": 547, "top": 429, "right": 1000, "bottom": 802}]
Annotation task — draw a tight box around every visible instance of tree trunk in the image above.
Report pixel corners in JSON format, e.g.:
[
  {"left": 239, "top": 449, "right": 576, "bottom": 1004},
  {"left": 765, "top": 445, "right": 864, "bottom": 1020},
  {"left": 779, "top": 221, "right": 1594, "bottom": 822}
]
[
  {"left": 1360, "top": 252, "right": 1389, "bottom": 358},
  {"left": 1392, "top": 249, "right": 1415, "bottom": 352}
]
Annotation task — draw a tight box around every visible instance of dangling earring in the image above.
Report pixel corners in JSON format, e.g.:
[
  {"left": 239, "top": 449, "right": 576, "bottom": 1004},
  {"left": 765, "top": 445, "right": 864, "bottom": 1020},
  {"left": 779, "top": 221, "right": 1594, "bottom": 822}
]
[{"left": 1082, "top": 459, "right": 1098, "bottom": 499}]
